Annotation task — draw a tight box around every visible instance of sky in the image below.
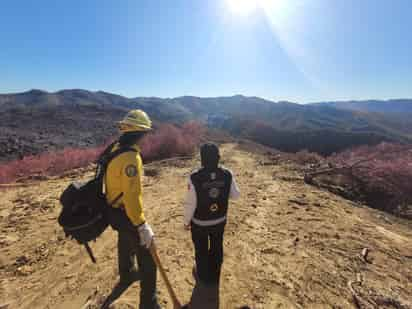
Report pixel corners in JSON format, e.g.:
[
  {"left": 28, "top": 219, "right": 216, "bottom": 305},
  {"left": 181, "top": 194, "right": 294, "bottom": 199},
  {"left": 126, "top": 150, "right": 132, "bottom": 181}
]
[{"left": 1, "top": 0, "right": 411, "bottom": 103}]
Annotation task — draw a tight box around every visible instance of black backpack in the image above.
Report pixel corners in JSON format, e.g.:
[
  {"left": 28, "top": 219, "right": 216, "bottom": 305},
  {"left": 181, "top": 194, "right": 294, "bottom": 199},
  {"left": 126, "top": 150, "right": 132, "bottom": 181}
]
[{"left": 58, "top": 141, "right": 136, "bottom": 262}]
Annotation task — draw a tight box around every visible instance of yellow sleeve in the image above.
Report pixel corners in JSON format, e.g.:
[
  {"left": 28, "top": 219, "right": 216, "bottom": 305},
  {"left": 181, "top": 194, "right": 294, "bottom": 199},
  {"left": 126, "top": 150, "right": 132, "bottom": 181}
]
[{"left": 119, "top": 151, "right": 146, "bottom": 225}]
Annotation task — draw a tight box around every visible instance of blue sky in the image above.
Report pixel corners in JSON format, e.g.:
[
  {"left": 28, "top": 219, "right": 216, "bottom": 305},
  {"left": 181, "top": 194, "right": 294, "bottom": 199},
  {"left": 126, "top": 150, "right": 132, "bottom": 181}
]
[{"left": 1, "top": 0, "right": 411, "bottom": 103}]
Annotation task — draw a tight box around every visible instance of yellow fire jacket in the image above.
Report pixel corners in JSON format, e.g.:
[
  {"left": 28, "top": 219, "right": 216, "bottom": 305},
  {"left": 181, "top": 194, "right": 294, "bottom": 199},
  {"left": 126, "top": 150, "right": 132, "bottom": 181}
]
[{"left": 104, "top": 144, "right": 145, "bottom": 225}]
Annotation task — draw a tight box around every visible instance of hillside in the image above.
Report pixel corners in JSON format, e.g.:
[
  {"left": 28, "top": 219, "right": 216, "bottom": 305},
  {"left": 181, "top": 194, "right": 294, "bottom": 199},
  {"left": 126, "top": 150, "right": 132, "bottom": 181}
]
[
  {"left": 313, "top": 99, "right": 412, "bottom": 115},
  {"left": 0, "top": 105, "right": 124, "bottom": 162},
  {"left": 1, "top": 143, "right": 411, "bottom": 308},
  {"left": 1, "top": 90, "right": 412, "bottom": 161}
]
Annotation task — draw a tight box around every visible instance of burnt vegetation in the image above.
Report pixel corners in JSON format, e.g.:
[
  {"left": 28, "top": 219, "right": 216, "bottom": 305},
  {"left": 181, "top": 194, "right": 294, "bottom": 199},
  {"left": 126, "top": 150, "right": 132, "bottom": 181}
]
[
  {"left": 1, "top": 90, "right": 412, "bottom": 162},
  {"left": 304, "top": 143, "right": 412, "bottom": 219},
  {"left": 1, "top": 89, "right": 412, "bottom": 219},
  {"left": 0, "top": 122, "right": 204, "bottom": 184}
]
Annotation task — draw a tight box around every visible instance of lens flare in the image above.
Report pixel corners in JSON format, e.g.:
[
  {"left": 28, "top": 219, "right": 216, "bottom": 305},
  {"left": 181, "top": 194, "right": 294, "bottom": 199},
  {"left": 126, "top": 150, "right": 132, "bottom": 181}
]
[
  {"left": 226, "top": 0, "right": 286, "bottom": 17},
  {"left": 224, "top": 0, "right": 325, "bottom": 92},
  {"left": 226, "top": 0, "right": 259, "bottom": 16}
]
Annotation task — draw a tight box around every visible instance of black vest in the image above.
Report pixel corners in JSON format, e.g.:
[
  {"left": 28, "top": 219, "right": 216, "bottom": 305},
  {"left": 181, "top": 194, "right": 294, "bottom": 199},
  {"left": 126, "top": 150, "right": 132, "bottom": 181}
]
[{"left": 191, "top": 167, "right": 232, "bottom": 222}]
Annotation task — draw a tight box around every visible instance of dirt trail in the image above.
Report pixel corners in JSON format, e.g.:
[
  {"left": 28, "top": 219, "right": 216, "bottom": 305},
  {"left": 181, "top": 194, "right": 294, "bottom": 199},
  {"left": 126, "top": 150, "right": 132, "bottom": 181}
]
[{"left": 1, "top": 143, "right": 412, "bottom": 308}]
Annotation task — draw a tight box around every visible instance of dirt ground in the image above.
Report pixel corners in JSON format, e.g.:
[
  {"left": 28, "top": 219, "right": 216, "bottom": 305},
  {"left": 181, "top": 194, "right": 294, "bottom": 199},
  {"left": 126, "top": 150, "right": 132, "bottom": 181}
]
[{"left": 1, "top": 143, "right": 411, "bottom": 309}]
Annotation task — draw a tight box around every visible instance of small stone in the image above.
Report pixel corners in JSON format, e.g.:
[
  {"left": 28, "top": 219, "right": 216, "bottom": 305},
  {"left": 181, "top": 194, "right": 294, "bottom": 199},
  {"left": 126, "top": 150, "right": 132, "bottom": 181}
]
[
  {"left": 261, "top": 247, "right": 276, "bottom": 254},
  {"left": 15, "top": 255, "right": 29, "bottom": 266},
  {"left": 16, "top": 265, "right": 33, "bottom": 276}
]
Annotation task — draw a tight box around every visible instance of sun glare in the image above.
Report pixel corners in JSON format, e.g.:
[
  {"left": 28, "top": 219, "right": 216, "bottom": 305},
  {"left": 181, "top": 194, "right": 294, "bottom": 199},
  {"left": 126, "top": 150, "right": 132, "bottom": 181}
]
[
  {"left": 226, "top": 0, "right": 284, "bottom": 17},
  {"left": 226, "top": 0, "right": 258, "bottom": 16}
]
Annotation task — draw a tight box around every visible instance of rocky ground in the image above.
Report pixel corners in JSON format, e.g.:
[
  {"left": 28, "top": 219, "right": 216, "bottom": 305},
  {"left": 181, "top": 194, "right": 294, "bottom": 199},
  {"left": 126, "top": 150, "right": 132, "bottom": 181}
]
[{"left": 1, "top": 143, "right": 411, "bottom": 308}]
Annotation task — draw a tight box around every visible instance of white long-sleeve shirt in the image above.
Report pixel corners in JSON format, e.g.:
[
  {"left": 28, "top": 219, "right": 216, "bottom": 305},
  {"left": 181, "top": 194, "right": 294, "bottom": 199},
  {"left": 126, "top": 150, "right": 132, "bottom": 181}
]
[{"left": 183, "top": 174, "right": 240, "bottom": 226}]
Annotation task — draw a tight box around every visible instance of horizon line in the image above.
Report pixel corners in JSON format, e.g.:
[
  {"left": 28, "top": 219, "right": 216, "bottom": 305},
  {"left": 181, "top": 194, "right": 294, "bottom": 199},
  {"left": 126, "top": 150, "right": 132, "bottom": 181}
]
[{"left": 1, "top": 88, "right": 411, "bottom": 105}]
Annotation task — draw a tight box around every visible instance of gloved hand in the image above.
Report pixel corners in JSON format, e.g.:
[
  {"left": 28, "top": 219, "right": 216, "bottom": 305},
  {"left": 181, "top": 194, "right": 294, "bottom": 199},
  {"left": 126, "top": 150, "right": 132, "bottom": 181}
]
[{"left": 138, "top": 222, "right": 154, "bottom": 249}]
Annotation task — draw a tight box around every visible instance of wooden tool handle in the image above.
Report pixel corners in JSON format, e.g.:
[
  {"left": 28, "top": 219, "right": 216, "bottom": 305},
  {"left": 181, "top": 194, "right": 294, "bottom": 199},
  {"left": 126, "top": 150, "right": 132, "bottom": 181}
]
[{"left": 149, "top": 242, "right": 182, "bottom": 309}]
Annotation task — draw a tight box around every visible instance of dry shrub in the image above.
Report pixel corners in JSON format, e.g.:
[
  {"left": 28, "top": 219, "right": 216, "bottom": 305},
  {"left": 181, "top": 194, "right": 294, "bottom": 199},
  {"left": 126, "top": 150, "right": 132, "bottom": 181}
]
[
  {"left": 292, "top": 150, "right": 323, "bottom": 165},
  {"left": 0, "top": 121, "right": 204, "bottom": 184},
  {"left": 0, "top": 146, "right": 105, "bottom": 184},
  {"left": 140, "top": 121, "right": 204, "bottom": 162},
  {"left": 327, "top": 142, "right": 412, "bottom": 215}
]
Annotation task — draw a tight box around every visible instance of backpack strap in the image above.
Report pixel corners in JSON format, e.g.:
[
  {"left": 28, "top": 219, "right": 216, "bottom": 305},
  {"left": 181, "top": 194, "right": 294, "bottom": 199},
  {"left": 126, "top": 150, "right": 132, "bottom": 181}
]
[
  {"left": 94, "top": 141, "right": 117, "bottom": 178},
  {"left": 99, "top": 141, "right": 117, "bottom": 160},
  {"left": 95, "top": 142, "right": 138, "bottom": 178},
  {"left": 97, "top": 142, "right": 138, "bottom": 201},
  {"left": 103, "top": 146, "right": 138, "bottom": 168}
]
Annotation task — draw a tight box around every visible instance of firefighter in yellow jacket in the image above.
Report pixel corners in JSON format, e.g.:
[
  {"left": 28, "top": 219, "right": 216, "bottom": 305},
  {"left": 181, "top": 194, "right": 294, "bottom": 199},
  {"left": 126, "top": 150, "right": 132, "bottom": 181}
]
[{"left": 102, "top": 110, "right": 161, "bottom": 309}]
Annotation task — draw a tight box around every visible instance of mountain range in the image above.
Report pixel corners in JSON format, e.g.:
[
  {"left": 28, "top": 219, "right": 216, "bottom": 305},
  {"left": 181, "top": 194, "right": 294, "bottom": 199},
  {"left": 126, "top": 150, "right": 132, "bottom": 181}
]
[{"left": 1, "top": 89, "right": 412, "bottom": 161}]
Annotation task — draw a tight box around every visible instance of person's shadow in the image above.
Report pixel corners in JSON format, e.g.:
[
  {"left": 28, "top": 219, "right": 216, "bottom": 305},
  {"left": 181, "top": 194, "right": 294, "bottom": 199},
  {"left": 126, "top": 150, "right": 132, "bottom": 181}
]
[{"left": 100, "top": 273, "right": 141, "bottom": 309}]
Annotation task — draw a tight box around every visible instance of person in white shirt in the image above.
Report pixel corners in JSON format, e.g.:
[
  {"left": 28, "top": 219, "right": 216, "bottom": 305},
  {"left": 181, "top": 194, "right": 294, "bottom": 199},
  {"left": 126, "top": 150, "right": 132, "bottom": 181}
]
[{"left": 182, "top": 143, "right": 240, "bottom": 309}]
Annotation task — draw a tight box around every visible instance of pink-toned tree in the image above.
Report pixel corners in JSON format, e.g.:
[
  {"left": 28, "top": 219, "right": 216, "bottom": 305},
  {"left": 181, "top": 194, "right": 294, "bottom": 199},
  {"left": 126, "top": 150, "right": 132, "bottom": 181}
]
[
  {"left": 0, "top": 146, "right": 106, "bottom": 184},
  {"left": 140, "top": 121, "right": 204, "bottom": 162},
  {"left": 328, "top": 142, "right": 412, "bottom": 214},
  {"left": 0, "top": 121, "right": 204, "bottom": 184}
]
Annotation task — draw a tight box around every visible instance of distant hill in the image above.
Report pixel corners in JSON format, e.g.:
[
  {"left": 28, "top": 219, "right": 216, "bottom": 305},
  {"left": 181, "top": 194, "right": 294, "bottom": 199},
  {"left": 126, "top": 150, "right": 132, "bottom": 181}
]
[
  {"left": 136, "top": 95, "right": 412, "bottom": 154},
  {"left": 312, "top": 99, "right": 412, "bottom": 114},
  {"left": 1, "top": 89, "right": 412, "bottom": 161},
  {"left": 0, "top": 89, "right": 193, "bottom": 122}
]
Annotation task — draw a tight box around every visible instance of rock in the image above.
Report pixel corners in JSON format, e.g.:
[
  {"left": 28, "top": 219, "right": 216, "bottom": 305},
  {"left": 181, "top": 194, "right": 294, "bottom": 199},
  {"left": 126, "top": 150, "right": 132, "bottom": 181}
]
[
  {"left": 261, "top": 247, "right": 277, "bottom": 254},
  {"left": 16, "top": 265, "right": 34, "bottom": 276},
  {"left": 14, "top": 255, "right": 29, "bottom": 266}
]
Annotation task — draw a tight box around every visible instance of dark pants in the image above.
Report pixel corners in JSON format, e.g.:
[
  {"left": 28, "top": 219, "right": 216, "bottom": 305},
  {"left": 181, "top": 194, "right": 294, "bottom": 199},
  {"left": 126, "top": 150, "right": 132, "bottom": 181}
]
[
  {"left": 108, "top": 207, "right": 160, "bottom": 309},
  {"left": 191, "top": 221, "right": 225, "bottom": 285}
]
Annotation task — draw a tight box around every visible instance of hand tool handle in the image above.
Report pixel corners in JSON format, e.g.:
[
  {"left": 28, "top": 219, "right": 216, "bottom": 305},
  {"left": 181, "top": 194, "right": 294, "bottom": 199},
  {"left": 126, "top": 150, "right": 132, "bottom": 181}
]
[{"left": 149, "top": 241, "right": 182, "bottom": 309}]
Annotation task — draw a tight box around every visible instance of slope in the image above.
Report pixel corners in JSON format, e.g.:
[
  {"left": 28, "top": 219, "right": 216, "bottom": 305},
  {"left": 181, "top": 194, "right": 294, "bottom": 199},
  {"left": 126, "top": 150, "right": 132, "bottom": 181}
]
[
  {"left": 1, "top": 143, "right": 411, "bottom": 308},
  {"left": 312, "top": 99, "right": 412, "bottom": 115},
  {"left": 2, "top": 90, "right": 412, "bottom": 161}
]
